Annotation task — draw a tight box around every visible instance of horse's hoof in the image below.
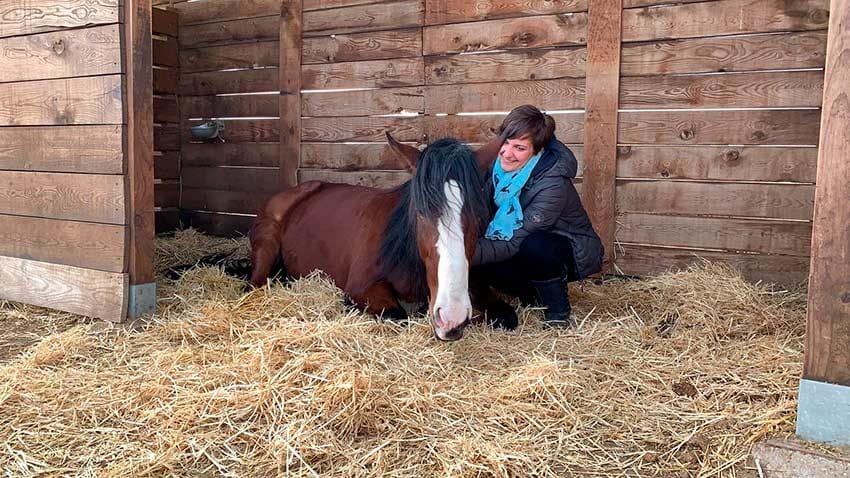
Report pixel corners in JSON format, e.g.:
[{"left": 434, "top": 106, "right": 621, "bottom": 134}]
[{"left": 485, "top": 301, "right": 518, "bottom": 330}]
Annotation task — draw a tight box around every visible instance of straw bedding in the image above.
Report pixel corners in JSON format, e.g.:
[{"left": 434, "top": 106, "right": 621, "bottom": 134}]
[{"left": 0, "top": 229, "right": 810, "bottom": 477}]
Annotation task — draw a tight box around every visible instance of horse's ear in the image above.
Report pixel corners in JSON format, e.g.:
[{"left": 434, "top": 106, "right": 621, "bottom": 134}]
[
  {"left": 386, "top": 131, "right": 420, "bottom": 172},
  {"left": 475, "top": 135, "right": 503, "bottom": 172}
]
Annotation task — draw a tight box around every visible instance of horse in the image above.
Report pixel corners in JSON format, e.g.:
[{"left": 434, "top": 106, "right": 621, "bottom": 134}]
[{"left": 248, "top": 135, "right": 508, "bottom": 341}]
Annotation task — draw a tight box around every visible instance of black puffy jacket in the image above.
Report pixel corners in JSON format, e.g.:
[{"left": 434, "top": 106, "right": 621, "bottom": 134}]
[{"left": 472, "top": 137, "right": 604, "bottom": 280}]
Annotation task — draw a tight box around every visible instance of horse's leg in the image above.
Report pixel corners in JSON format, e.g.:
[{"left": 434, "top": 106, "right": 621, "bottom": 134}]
[
  {"left": 349, "top": 281, "right": 408, "bottom": 323},
  {"left": 469, "top": 268, "right": 519, "bottom": 330},
  {"left": 248, "top": 215, "right": 283, "bottom": 288}
]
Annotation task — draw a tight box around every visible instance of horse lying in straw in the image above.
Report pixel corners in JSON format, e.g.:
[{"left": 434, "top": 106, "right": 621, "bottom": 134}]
[{"left": 248, "top": 135, "right": 517, "bottom": 341}]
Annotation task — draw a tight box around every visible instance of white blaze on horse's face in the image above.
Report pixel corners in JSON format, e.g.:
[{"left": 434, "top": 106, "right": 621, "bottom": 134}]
[{"left": 432, "top": 180, "right": 473, "bottom": 341}]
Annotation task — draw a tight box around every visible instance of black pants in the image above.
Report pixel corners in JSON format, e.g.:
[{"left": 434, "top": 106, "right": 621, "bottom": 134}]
[{"left": 472, "top": 232, "right": 577, "bottom": 299}]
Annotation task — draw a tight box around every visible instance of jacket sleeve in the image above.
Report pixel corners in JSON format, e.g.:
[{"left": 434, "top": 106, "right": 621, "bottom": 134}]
[{"left": 472, "top": 179, "right": 569, "bottom": 265}]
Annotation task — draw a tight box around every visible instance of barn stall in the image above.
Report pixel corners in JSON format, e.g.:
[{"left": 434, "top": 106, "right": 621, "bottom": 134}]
[{"left": 1, "top": 0, "right": 848, "bottom": 475}]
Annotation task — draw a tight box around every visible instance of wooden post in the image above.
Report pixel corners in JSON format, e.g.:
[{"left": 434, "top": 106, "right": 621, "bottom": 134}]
[
  {"left": 797, "top": 0, "right": 850, "bottom": 446},
  {"left": 581, "top": 0, "right": 622, "bottom": 271},
  {"left": 125, "top": 0, "right": 157, "bottom": 318},
  {"left": 280, "top": 0, "right": 302, "bottom": 188}
]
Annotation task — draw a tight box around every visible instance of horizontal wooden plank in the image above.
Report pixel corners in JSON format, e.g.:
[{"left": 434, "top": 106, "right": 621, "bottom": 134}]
[
  {"left": 179, "top": 15, "right": 278, "bottom": 49},
  {"left": 423, "top": 13, "right": 588, "bottom": 56},
  {"left": 614, "top": 244, "right": 809, "bottom": 286},
  {"left": 302, "top": 27, "right": 421, "bottom": 64},
  {"left": 152, "top": 7, "right": 179, "bottom": 37},
  {"left": 0, "top": 255, "right": 128, "bottom": 321},
  {"left": 154, "top": 96, "right": 179, "bottom": 123},
  {"left": 423, "top": 113, "right": 584, "bottom": 144},
  {"left": 617, "top": 212, "right": 812, "bottom": 256},
  {"left": 622, "top": 0, "right": 829, "bottom": 43},
  {"left": 155, "top": 182, "right": 180, "bottom": 207},
  {"left": 0, "top": 24, "right": 120, "bottom": 84},
  {"left": 182, "top": 166, "right": 281, "bottom": 192},
  {"left": 180, "top": 94, "right": 278, "bottom": 119},
  {"left": 300, "top": 142, "right": 408, "bottom": 170},
  {"left": 184, "top": 119, "right": 279, "bottom": 143},
  {"left": 0, "top": 171, "right": 125, "bottom": 223},
  {"left": 155, "top": 209, "right": 181, "bottom": 233},
  {"left": 620, "top": 31, "right": 828, "bottom": 77},
  {"left": 426, "top": 78, "right": 585, "bottom": 114},
  {"left": 0, "top": 214, "right": 126, "bottom": 272},
  {"left": 182, "top": 143, "right": 279, "bottom": 167},
  {"left": 185, "top": 211, "right": 254, "bottom": 237},
  {"left": 618, "top": 109, "right": 821, "bottom": 145},
  {"left": 616, "top": 146, "right": 818, "bottom": 182},
  {"left": 174, "top": 0, "right": 278, "bottom": 25},
  {"left": 620, "top": 70, "right": 824, "bottom": 109},
  {"left": 0, "top": 74, "right": 122, "bottom": 126},
  {"left": 181, "top": 188, "right": 272, "bottom": 214},
  {"left": 302, "top": 87, "right": 424, "bottom": 117},
  {"left": 0, "top": 125, "right": 123, "bottom": 174},
  {"left": 0, "top": 0, "right": 120, "bottom": 39},
  {"left": 179, "top": 68, "right": 278, "bottom": 96},
  {"left": 303, "top": 0, "right": 424, "bottom": 37},
  {"left": 154, "top": 124, "right": 180, "bottom": 151},
  {"left": 304, "top": 0, "right": 386, "bottom": 11},
  {"left": 180, "top": 41, "right": 279, "bottom": 73},
  {"left": 425, "top": 46, "right": 586, "bottom": 85},
  {"left": 153, "top": 68, "right": 178, "bottom": 95},
  {"left": 298, "top": 168, "right": 411, "bottom": 188},
  {"left": 425, "top": 0, "right": 587, "bottom": 25},
  {"left": 153, "top": 36, "right": 179, "bottom": 67},
  {"left": 302, "top": 57, "right": 424, "bottom": 89},
  {"left": 623, "top": 0, "right": 707, "bottom": 7},
  {"left": 301, "top": 115, "right": 424, "bottom": 142},
  {"left": 154, "top": 152, "right": 180, "bottom": 179},
  {"left": 616, "top": 180, "right": 815, "bottom": 220}
]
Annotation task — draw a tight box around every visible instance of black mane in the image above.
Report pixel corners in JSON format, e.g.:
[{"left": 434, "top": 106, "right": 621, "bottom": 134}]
[{"left": 379, "top": 138, "right": 488, "bottom": 301}]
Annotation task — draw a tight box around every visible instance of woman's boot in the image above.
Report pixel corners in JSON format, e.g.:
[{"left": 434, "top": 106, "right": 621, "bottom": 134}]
[{"left": 531, "top": 277, "right": 575, "bottom": 328}]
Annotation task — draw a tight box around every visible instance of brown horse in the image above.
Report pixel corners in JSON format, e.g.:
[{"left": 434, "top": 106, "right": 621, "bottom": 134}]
[{"left": 249, "top": 135, "right": 503, "bottom": 341}]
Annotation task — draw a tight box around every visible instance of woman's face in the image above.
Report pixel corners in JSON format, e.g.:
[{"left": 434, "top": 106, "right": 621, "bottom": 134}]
[{"left": 499, "top": 135, "right": 536, "bottom": 172}]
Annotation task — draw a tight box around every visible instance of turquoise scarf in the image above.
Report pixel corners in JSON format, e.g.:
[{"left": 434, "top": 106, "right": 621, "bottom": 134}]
[{"left": 485, "top": 150, "right": 544, "bottom": 240}]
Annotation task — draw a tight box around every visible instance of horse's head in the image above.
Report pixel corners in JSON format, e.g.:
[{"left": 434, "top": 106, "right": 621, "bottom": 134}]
[{"left": 385, "top": 134, "right": 489, "bottom": 341}]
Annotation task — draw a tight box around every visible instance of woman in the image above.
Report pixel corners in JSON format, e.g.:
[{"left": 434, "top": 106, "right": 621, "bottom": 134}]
[{"left": 472, "top": 105, "right": 603, "bottom": 327}]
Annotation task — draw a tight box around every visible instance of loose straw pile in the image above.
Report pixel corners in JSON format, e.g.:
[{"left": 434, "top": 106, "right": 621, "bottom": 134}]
[{"left": 0, "top": 230, "right": 810, "bottom": 477}]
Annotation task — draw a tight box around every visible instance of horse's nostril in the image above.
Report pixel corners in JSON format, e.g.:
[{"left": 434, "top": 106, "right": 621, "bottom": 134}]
[{"left": 434, "top": 307, "right": 447, "bottom": 329}]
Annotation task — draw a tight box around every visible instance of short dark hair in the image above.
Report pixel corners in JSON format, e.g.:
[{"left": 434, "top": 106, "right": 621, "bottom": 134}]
[{"left": 498, "top": 105, "right": 556, "bottom": 153}]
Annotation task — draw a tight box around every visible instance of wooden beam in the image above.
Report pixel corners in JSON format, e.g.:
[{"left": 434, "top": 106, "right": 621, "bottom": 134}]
[
  {"left": 125, "top": 0, "right": 156, "bottom": 318},
  {"left": 281, "top": 0, "right": 302, "bottom": 188},
  {"left": 581, "top": 0, "right": 622, "bottom": 272}
]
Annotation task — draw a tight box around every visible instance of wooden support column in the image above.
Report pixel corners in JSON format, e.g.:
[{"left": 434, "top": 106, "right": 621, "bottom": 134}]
[
  {"left": 797, "top": 0, "right": 850, "bottom": 446},
  {"left": 581, "top": 0, "right": 622, "bottom": 271},
  {"left": 280, "top": 0, "right": 302, "bottom": 188},
  {"left": 125, "top": 0, "right": 156, "bottom": 318}
]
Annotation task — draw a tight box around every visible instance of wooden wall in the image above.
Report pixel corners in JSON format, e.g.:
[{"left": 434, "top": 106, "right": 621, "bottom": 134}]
[
  {"left": 153, "top": 7, "right": 182, "bottom": 232},
  {"left": 0, "top": 0, "right": 129, "bottom": 320}
]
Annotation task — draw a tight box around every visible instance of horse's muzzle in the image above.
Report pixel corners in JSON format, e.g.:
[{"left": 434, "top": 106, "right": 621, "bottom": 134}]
[{"left": 433, "top": 308, "right": 468, "bottom": 341}]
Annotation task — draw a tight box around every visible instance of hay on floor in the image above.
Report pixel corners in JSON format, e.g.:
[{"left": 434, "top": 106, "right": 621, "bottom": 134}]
[{"left": 0, "top": 229, "right": 813, "bottom": 477}]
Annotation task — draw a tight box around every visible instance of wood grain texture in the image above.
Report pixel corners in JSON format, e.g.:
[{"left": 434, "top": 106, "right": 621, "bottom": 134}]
[
  {"left": 298, "top": 168, "right": 411, "bottom": 188},
  {"left": 616, "top": 180, "right": 815, "bottom": 220},
  {"left": 425, "top": 46, "right": 586, "bottom": 85},
  {"left": 153, "top": 35, "right": 178, "bottom": 67},
  {"left": 0, "top": 0, "right": 120, "bottom": 39},
  {"left": 182, "top": 143, "right": 280, "bottom": 167},
  {"left": 0, "top": 24, "right": 121, "bottom": 83},
  {"left": 301, "top": 115, "right": 424, "bottom": 142},
  {"left": 804, "top": 0, "right": 850, "bottom": 386},
  {"left": 0, "top": 171, "right": 125, "bottom": 223},
  {"left": 174, "top": 0, "right": 278, "bottom": 25},
  {"left": 180, "top": 94, "right": 278, "bottom": 119},
  {"left": 302, "top": 57, "right": 424, "bottom": 89},
  {"left": 424, "top": 113, "right": 585, "bottom": 143},
  {"left": 179, "top": 68, "right": 278, "bottom": 96},
  {"left": 281, "top": 0, "right": 302, "bottom": 189},
  {"left": 185, "top": 119, "right": 279, "bottom": 143},
  {"left": 616, "top": 146, "right": 818, "bottom": 182},
  {"left": 300, "top": 142, "right": 408, "bottom": 170},
  {"left": 179, "top": 15, "right": 278, "bottom": 49},
  {"left": 621, "top": 0, "right": 829, "bottom": 42},
  {"left": 302, "top": 86, "right": 424, "bottom": 116},
  {"left": 423, "top": 13, "right": 588, "bottom": 55},
  {"left": 0, "top": 125, "right": 123, "bottom": 174},
  {"left": 180, "top": 41, "right": 279, "bottom": 73},
  {"left": 614, "top": 244, "right": 809, "bottom": 286},
  {"left": 618, "top": 109, "right": 821, "bottom": 145},
  {"left": 302, "top": 27, "right": 421, "bottom": 64},
  {"left": 426, "top": 78, "right": 584, "bottom": 114},
  {"left": 304, "top": 0, "right": 386, "bottom": 10},
  {"left": 425, "top": 0, "right": 587, "bottom": 25},
  {"left": 0, "top": 214, "right": 126, "bottom": 272},
  {"left": 0, "top": 255, "right": 128, "bottom": 320},
  {"left": 152, "top": 7, "right": 178, "bottom": 37},
  {"left": 582, "top": 0, "right": 622, "bottom": 269},
  {"left": 181, "top": 166, "right": 281, "bottom": 192},
  {"left": 181, "top": 188, "right": 271, "bottom": 214},
  {"left": 620, "top": 31, "right": 828, "bottom": 77},
  {"left": 0, "top": 74, "right": 122, "bottom": 126},
  {"left": 617, "top": 212, "right": 812, "bottom": 256},
  {"left": 303, "top": 0, "right": 423, "bottom": 37}
]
